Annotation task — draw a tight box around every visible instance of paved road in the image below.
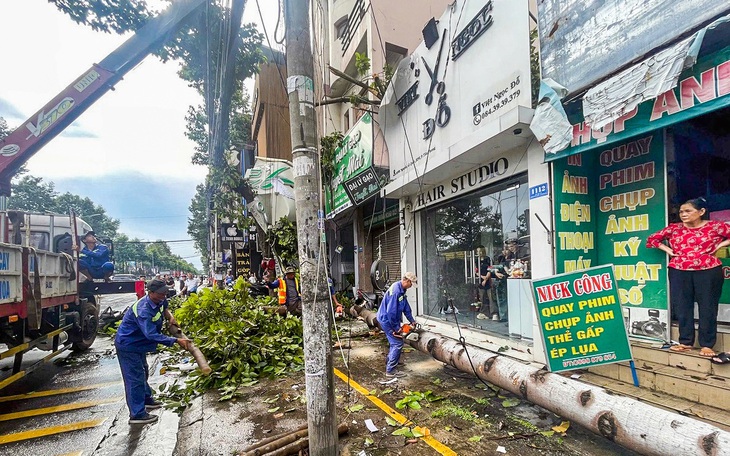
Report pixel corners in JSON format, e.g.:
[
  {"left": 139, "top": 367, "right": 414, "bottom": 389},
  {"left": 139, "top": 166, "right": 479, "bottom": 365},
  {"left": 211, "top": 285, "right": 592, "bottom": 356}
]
[{"left": 0, "top": 293, "right": 179, "bottom": 456}]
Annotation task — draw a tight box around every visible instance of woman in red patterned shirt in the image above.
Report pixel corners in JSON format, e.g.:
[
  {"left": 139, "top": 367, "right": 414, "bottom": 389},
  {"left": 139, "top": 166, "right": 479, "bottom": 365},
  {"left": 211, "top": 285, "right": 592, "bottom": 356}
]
[{"left": 646, "top": 198, "right": 730, "bottom": 357}]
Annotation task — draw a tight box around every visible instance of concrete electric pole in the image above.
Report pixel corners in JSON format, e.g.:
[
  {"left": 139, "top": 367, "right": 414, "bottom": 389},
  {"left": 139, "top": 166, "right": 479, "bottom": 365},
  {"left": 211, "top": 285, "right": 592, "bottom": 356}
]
[{"left": 284, "top": 0, "right": 338, "bottom": 454}]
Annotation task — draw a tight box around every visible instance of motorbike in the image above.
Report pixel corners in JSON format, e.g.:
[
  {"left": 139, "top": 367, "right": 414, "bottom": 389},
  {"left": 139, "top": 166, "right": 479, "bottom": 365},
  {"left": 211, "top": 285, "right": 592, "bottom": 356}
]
[{"left": 356, "top": 288, "right": 381, "bottom": 310}]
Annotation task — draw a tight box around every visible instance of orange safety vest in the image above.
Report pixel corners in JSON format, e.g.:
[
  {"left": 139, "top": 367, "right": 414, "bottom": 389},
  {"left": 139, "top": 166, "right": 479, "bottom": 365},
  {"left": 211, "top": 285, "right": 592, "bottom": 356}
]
[{"left": 277, "top": 276, "right": 300, "bottom": 305}]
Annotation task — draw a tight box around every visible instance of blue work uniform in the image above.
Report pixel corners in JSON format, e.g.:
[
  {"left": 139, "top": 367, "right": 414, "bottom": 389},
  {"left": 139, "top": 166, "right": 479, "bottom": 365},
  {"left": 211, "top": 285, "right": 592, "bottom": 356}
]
[
  {"left": 79, "top": 243, "right": 114, "bottom": 279},
  {"left": 377, "top": 281, "right": 415, "bottom": 374},
  {"left": 115, "top": 295, "right": 176, "bottom": 420}
]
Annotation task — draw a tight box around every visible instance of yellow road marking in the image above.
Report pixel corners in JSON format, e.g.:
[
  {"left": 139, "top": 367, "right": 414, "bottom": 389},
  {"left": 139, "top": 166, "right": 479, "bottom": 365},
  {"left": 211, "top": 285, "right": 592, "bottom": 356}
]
[
  {"left": 0, "top": 381, "right": 122, "bottom": 403},
  {"left": 0, "top": 417, "right": 107, "bottom": 445},
  {"left": 0, "top": 372, "right": 26, "bottom": 391},
  {"left": 0, "top": 343, "right": 29, "bottom": 360},
  {"left": 57, "top": 452, "right": 83, "bottom": 456},
  {"left": 0, "top": 397, "right": 122, "bottom": 422},
  {"left": 333, "top": 368, "right": 457, "bottom": 456}
]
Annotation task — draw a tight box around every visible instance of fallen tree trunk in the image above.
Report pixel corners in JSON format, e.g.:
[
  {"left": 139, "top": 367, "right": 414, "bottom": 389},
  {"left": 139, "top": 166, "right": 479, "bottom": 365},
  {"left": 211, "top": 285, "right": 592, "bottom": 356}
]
[
  {"left": 241, "top": 423, "right": 348, "bottom": 456},
  {"left": 266, "top": 437, "right": 308, "bottom": 456},
  {"left": 409, "top": 330, "right": 730, "bottom": 456},
  {"left": 349, "top": 305, "right": 381, "bottom": 330},
  {"left": 241, "top": 424, "right": 308, "bottom": 455}
]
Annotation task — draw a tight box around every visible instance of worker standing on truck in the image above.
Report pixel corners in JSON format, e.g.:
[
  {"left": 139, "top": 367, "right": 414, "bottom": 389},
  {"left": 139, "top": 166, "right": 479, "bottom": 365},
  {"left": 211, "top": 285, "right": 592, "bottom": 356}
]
[
  {"left": 77, "top": 231, "right": 114, "bottom": 282},
  {"left": 115, "top": 279, "right": 191, "bottom": 425}
]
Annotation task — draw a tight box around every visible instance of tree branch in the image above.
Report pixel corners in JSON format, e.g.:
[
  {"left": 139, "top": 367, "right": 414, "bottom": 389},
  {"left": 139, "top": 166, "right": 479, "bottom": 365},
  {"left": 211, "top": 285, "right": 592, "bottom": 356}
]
[
  {"left": 316, "top": 97, "right": 380, "bottom": 107},
  {"left": 328, "top": 65, "right": 381, "bottom": 99}
]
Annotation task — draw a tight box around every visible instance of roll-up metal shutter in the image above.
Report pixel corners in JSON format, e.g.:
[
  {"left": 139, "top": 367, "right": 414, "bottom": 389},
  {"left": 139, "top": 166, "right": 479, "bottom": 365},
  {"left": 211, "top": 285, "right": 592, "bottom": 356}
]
[{"left": 372, "top": 222, "right": 401, "bottom": 284}]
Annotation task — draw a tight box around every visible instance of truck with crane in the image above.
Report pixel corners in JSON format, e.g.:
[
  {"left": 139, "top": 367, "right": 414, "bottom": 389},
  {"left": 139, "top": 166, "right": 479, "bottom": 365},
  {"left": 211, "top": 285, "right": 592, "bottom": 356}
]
[{"left": 0, "top": 0, "right": 206, "bottom": 390}]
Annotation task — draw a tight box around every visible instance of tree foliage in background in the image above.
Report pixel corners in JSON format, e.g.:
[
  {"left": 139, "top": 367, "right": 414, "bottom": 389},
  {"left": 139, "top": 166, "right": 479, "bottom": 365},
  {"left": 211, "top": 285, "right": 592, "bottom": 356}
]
[
  {"left": 50, "top": 1, "right": 265, "bottom": 270},
  {"left": 160, "top": 2, "right": 263, "bottom": 268},
  {"left": 188, "top": 183, "right": 211, "bottom": 269},
  {"left": 49, "top": 0, "right": 150, "bottom": 34},
  {"left": 0, "top": 117, "right": 9, "bottom": 140},
  {"left": 267, "top": 217, "right": 298, "bottom": 267},
  {"left": 320, "top": 131, "right": 344, "bottom": 186},
  {"left": 8, "top": 174, "right": 120, "bottom": 237},
  {"left": 530, "top": 28, "right": 541, "bottom": 108},
  {"left": 433, "top": 198, "right": 496, "bottom": 252},
  {"left": 8, "top": 173, "right": 194, "bottom": 273}
]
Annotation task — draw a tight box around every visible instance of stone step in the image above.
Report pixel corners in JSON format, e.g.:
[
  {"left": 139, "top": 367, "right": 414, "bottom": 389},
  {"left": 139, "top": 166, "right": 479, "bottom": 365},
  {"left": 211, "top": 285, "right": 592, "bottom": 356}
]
[
  {"left": 669, "top": 325, "right": 730, "bottom": 352},
  {"left": 588, "top": 360, "right": 730, "bottom": 410},
  {"left": 629, "top": 342, "right": 730, "bottom": 377},
  {"left": 579, "top": 371, "right": 730, "bottom": 432}
]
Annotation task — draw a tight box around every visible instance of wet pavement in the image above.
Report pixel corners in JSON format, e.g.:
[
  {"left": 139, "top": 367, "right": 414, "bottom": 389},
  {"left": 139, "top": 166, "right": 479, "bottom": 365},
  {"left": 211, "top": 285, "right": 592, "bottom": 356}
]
[{"left": 0, "top": 293, "right": 179, "bottom": 456}]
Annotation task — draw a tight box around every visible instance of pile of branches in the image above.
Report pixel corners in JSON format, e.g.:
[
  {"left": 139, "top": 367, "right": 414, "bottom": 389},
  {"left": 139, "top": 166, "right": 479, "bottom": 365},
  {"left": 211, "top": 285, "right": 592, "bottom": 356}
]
[{"left": 160, "top": 280, "right": 305, "bottom": 409}]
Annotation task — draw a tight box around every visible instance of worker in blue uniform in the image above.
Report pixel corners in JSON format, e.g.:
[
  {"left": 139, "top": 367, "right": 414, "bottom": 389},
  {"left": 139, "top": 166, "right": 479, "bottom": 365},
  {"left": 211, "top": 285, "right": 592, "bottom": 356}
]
[
  {"left": 77, "top": 231, "right": 114, "bottom": 282},
  {"left": 376, "top": 272, "right": 418, "bottom": 378},
  {"left": 115, "top": 279, "right": 190, "bottom": 425}
]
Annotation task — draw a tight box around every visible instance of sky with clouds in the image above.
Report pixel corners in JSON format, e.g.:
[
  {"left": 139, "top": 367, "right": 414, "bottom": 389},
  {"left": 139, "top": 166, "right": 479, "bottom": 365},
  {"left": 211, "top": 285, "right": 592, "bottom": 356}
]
[{"left": 0, "top": 0, "right": 281, "bottom": 269}]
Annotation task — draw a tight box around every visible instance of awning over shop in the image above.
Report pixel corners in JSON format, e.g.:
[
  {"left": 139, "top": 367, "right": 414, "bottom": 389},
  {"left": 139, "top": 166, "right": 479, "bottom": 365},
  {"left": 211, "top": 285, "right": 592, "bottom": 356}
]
[{"left": 534, "top": 14, "right": 730, "bottom": 162}]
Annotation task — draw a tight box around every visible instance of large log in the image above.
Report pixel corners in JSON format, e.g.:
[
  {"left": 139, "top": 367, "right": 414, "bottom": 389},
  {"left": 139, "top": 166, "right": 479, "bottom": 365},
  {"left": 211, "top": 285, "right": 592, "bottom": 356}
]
[
  {"left": 409, "top": 330, "right": 730, "bottom": 456},
  {"left": 349, "top": 305, "right": 381, "bottom": 330}
]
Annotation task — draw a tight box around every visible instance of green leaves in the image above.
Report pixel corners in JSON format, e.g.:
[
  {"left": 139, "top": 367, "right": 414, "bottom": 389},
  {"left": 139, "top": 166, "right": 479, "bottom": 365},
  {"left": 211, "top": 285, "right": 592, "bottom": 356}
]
[
  {"left": 501, "top": 398, "right": 521, "bottom": 408},
  {"left": 161, "top": 285, "right": 304, "bottom": 411},
  {"left": 395, "top": 390, "right": 444, "bottom": 410}
]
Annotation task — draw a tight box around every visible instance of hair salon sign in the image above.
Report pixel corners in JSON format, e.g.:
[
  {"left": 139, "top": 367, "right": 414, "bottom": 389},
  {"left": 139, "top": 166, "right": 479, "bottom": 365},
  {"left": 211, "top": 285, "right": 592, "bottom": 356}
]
[{"left": 381, "top": 0, "right": 531, "bottom": 194}]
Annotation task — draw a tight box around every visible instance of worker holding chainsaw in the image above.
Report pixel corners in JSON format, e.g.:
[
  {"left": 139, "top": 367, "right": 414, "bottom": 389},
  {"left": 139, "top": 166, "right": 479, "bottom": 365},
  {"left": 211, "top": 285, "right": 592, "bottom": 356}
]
[
  {"left": 377, "top": 272, "right": 418, "bottom": 378},
  {"left": 115, "top": 279, "right": 191, "bottom": 425}
]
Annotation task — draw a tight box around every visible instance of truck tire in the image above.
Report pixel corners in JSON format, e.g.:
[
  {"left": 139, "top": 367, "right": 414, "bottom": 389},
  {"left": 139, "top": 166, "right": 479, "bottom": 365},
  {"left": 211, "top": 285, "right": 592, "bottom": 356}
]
[{"left": 71, "top": 301, "right": 99, "bottom": 351}]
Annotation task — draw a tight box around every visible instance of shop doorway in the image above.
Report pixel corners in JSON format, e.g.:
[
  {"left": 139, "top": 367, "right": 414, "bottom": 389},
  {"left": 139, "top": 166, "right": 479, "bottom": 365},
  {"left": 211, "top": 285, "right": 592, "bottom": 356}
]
[{"left": 670, "top": 105, "right": 730, "bottom": 324}]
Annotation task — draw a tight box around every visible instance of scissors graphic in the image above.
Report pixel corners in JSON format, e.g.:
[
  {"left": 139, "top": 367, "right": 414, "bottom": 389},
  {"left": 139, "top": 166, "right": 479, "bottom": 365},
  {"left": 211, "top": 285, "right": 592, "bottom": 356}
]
[{"left": 421, "top": 28, "right": 447, "bottom": 106}]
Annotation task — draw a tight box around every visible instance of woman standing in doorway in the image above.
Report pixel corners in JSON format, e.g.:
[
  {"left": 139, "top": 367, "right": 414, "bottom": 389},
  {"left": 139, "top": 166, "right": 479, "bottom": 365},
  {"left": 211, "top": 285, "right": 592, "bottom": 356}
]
[{"left": 646, "top": 197, "right": 730, "bottom": 357}]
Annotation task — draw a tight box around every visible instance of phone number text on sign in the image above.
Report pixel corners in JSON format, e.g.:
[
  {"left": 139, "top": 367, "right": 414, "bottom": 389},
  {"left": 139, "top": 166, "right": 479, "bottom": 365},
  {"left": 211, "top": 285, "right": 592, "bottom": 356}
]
[{"left": 472, "top": 74, "right": 522, "bottom": 126}]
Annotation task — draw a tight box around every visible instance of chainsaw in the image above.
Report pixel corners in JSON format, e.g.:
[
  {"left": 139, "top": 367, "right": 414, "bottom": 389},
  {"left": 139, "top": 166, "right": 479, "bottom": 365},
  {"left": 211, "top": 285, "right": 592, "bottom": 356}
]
[{"left": 397, "top": 323, "right": 420, "bottom": 342}]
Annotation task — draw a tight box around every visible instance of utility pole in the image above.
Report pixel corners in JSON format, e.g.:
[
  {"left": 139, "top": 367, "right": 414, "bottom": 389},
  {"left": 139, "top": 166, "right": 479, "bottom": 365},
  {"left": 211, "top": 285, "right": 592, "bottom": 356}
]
[{"left": 284, "top": 1, "right": 338, "bottom": 454}]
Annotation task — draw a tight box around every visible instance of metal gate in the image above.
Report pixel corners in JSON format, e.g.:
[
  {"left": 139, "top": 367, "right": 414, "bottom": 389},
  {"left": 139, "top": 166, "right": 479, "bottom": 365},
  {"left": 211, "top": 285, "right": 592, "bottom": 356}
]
[{"left": 372, "top": 223, "right": 401, "bottom": 285}]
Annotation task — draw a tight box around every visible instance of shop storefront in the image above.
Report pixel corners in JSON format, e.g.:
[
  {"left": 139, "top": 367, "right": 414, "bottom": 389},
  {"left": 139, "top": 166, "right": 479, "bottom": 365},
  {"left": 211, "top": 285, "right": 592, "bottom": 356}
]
[
  {"left": 418, "top": 152, "right": 530, "bottom": 338},
  {"left": 546, "top": 36, "right": 730, "bottom": 337},
  {"left": 381, "top": 0, "right": 542, "bottom": 355}
]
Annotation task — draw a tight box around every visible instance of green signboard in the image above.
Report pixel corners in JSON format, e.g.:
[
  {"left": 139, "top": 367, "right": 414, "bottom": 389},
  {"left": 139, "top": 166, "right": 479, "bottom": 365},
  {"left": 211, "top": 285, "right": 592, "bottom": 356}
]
[
  {"left": 546, "top": 47, "right": 730, "bottom": 162},
  {"left": 594, "top": 132, "right": 668, "bottom": 337},
  {"left": 532, "top": 265, "right": 633, "bottom": 372},
  {"left": 325, "top": 112, "right": 374, "bottom": 219},
  {"left": 552, "top": 131, "right": 668, "bottom": 341}
]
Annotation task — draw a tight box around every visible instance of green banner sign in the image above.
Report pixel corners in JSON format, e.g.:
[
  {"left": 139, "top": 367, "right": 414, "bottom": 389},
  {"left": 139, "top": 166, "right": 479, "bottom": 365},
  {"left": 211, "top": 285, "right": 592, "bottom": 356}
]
[
  {"left": 546, "top": 46, "right": 730, "bottom": 162},
  {"left": 325, "top": 112, "right": 374, "bottom": 218},
  {"left": 552, "top": 132, "right": 669, "bottom": 341},
  {"left": 532, "top": 265, "right": 633, "bottom": 372}
]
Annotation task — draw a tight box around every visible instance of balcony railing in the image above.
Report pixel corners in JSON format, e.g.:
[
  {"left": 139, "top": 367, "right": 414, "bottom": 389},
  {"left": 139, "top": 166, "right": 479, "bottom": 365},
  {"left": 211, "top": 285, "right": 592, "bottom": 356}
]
[{"left": 340, "top": 0, "right": 367, "bottom": 55}]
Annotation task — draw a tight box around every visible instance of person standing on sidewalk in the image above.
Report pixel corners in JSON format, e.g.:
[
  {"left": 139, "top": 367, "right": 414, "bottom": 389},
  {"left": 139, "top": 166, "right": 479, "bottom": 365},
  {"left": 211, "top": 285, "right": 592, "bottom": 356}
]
[
  {"left": 646, "top": 197, "right": 730, "bottom": 358},
  {"left": 115, "top": 279, "right": 191, "bottom": 425},
  {"left": 267, "top": 266, "right": 302, "bottom": 316},
  {"left": 377, "top": 272, "right": 418, "bottom": 378}
]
